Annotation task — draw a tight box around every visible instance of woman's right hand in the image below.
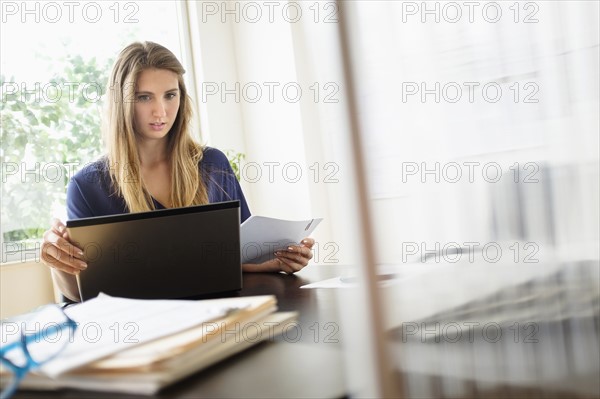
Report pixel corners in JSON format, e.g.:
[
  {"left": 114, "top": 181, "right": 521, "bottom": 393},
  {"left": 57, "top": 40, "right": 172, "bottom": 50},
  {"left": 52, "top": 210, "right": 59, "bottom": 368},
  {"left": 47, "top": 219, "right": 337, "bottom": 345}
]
[{"left": 41, "top": 219, "right": 87, "bottom": 275}]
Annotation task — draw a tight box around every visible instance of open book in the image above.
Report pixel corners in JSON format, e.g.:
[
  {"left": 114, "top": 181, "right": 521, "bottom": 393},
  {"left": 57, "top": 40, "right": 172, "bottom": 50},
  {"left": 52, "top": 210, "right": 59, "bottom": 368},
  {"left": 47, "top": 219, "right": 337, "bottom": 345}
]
[{"left": 1, "top": 294, "right": 296, "bottom": 395}]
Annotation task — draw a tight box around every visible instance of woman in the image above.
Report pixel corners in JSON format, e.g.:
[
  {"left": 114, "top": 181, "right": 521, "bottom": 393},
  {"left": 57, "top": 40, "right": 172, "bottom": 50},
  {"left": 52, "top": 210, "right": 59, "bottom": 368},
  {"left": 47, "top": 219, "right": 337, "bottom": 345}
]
[{"left": 41, "top": 41, "right": 314, "bottom": 302}]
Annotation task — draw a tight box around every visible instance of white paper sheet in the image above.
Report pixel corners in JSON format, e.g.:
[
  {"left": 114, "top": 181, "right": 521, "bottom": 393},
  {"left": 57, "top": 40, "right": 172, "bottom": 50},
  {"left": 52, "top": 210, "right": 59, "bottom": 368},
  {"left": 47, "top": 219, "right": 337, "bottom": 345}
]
[
  {"left": 300, "top": 264, "right": 445, "bottom": 289},
  {"left": 241, "top": 216, "right": 323, "bottom": 263}
]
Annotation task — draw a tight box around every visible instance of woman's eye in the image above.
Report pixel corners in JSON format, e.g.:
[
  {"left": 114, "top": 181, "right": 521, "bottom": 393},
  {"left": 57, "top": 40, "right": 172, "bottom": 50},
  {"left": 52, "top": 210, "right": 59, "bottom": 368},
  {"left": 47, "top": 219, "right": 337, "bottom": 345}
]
[
  {"left": 166, "top": 93, "right": 177, "bottom": 100},
  {"left": 137, "top": 95, "right": 150, "bottom": 102}
]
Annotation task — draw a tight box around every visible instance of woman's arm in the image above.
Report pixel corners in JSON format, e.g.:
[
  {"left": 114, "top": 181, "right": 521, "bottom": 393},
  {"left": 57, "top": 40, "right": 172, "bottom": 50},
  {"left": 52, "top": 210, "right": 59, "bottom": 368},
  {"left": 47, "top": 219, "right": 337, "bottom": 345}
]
[
  {"left": 42, "top": 163, "right": 109, "bottom": 302},
  {"left": 41, "top": 219, "right": 85, "bottom": 302}
]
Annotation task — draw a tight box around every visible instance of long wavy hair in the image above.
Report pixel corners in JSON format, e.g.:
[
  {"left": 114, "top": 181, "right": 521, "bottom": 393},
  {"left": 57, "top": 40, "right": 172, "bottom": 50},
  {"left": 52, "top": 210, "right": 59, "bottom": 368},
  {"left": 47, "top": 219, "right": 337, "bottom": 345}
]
[{"left": 103, "top": 41, "right": 208, "bottom": 212}]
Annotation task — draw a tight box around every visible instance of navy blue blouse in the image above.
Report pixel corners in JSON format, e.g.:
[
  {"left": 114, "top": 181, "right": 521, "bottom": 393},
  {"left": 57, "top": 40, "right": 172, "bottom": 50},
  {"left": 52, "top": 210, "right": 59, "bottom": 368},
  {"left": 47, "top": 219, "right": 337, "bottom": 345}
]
[{"left": 66, "top": 147, "right": 251, "bottom": 222}]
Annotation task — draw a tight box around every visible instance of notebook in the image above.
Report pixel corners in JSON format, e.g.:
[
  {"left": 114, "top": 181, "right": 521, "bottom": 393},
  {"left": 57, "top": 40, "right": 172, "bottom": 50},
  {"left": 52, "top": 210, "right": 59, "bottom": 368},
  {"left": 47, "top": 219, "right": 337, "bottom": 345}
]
[{"left": 66, "top": 201, "right": 241, "bottom": 301}]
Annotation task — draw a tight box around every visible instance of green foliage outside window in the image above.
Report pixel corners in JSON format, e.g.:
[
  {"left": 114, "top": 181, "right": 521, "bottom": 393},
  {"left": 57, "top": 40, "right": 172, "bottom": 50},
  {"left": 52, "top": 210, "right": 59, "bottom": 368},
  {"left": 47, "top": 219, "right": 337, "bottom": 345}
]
[
  {"left": 1, "top": 54, "right": 111, "bottom": 242},
  {"left": 224, "top": 150, "right": 246, "bottom": 181}
]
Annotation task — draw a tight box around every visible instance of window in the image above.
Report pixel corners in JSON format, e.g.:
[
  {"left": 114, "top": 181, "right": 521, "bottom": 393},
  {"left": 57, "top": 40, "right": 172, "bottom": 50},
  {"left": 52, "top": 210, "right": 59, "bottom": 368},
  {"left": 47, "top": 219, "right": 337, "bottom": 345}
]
[{"left": 1, "top": 1, "right": 186, "bottom": 263}]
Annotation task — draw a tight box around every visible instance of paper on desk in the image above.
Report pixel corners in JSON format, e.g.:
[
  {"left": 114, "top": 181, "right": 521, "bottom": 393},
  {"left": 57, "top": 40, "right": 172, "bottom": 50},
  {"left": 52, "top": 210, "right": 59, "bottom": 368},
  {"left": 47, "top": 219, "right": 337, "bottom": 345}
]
[
  {"left": 16, "top": 294, "right": 247, "bottom": 378},
  {"left": 241, "top": 216, "right": 323, "bottom": 263},
  {"left": 300, "top": 264, "right": 444, "bottom": 289}
]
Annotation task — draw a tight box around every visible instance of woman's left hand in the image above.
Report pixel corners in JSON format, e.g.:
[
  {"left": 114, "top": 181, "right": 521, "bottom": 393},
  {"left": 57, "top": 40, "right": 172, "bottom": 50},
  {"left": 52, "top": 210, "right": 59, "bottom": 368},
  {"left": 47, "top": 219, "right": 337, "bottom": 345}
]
[
  {"left": 274, "top": 237, "right": 315, "bottom": 274},
  {"left": 242, "top": 238, "right": 315, "bottom": 274}
]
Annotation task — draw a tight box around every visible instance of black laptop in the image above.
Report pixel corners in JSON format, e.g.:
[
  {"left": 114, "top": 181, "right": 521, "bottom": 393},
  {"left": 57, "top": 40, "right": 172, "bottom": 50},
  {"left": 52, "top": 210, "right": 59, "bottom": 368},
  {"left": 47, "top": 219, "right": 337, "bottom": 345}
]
[{"left": 66, "top": 201, "right": 241, "bottom": 301}]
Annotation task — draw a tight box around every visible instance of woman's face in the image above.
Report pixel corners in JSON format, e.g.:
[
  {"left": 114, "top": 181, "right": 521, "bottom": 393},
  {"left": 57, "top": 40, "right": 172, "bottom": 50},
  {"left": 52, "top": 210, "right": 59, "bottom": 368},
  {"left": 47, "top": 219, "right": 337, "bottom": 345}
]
[{"left": 133, "top": 68, "right": 181, "bottom": 142}]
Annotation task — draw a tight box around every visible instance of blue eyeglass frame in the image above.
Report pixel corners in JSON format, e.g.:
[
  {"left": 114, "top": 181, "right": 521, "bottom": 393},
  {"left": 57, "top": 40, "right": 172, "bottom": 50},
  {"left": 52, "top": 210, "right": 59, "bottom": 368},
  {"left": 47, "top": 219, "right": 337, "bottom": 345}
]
[{"left": 0, "top": 308, "right": 77, "bottom": 399}]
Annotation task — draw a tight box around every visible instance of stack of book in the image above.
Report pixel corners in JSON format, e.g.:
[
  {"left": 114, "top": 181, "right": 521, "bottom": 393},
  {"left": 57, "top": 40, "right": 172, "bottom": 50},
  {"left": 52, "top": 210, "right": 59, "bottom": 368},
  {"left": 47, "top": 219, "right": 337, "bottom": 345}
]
[{"left": 1, "top": 294, "right": 296, "bottom": 395}]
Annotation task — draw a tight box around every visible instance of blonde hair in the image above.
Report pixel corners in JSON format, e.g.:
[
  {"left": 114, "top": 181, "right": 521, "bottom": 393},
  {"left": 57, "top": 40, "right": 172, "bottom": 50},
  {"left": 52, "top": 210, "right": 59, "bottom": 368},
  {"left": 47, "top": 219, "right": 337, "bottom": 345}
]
[{"left": 103, "top": 41, "right": 208, "bottom": 212}]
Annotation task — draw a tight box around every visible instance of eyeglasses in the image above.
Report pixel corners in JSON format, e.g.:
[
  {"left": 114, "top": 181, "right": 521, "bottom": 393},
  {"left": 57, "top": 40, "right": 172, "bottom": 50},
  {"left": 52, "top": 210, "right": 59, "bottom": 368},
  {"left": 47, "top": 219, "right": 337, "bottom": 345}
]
[{"left": 0, "top": 305, "right": 77, "bottom": 399}]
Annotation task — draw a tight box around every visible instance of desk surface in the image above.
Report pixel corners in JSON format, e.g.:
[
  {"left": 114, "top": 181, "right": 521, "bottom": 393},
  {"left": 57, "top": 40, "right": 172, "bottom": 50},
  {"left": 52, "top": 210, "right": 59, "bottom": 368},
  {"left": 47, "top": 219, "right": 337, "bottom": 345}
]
[
  {"left": 14, "top": 265, "right": 348, "bottom": 399},
  {"left": 14, "top": 264, "right": 598, "bottom": 399}
]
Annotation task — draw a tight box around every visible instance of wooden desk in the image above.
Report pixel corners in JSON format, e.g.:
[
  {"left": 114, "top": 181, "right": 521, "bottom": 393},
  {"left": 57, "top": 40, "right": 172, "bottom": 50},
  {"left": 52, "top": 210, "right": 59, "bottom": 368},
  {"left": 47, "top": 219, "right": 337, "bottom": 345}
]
[{"left": 13, "top": 265, "right": 348, "bottom": 399}]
